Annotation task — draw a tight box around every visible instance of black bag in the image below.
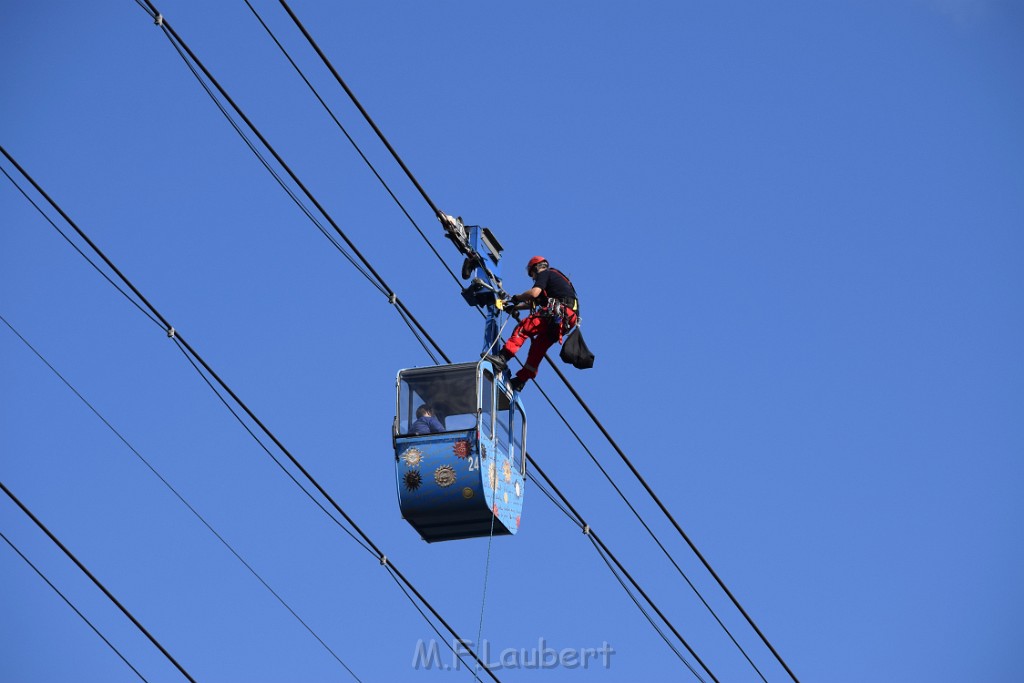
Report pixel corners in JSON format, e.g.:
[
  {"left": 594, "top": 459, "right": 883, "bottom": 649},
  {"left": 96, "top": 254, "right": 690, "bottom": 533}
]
[{"left": 559, "top": 327, "right": 595, "bottom": 369}]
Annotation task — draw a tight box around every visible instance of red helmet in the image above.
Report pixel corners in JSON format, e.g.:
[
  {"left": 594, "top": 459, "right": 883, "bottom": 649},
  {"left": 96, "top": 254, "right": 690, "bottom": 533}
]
[{"left": 526, "top": 256, "right": 548, "bottom": 275}]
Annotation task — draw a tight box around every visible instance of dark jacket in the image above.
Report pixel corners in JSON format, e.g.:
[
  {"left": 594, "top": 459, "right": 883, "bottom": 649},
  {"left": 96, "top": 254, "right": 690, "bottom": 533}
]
[{"left": 411, "top": 415, "right": 444, "bottom": 435}]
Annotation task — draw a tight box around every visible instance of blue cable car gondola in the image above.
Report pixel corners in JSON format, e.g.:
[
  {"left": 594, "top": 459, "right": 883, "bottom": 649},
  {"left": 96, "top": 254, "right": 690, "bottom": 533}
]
[{"left": 394, "top": 358, "right": 526, "bottom": 542}]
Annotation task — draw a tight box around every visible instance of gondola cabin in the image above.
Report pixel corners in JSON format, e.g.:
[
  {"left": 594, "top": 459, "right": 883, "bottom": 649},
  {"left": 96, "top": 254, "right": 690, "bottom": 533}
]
[{"left": 394, "top": 358, "right": 526, "bottom": 542}]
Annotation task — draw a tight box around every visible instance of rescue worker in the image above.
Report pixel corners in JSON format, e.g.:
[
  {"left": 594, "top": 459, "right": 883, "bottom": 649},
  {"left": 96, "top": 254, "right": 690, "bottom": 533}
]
[{"left": 492, "top": 256, "right": 579, "bottom": 392}]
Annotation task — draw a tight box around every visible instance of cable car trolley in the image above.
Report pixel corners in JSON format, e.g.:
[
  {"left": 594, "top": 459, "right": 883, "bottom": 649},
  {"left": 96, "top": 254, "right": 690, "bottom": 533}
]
[
  {"left": 393, "top": 217, "right": 526, "bottom": 542},
  {"left": 394, "top": 359, "right": 526, "bottom": 542}
]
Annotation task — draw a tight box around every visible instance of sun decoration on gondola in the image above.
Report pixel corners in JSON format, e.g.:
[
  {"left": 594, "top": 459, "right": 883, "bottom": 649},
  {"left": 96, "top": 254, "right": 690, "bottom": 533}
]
[
  {"left": 403, "top": 469, "right": 422, "bottom": 492},
  {"left": 502, "top": 460, "right": 512, "bottom": 483},
  {"left": 434, "top": 465, "right": 457, "bottom": 488},
  {"left": 401, "top": 447, "right": 423, "bottom": 468},
  {"left": 453, "top": 440, "right": 471, "bottom": 459},
  {"left": 481, "top": 443, "right": 488, "bottom": 459}
]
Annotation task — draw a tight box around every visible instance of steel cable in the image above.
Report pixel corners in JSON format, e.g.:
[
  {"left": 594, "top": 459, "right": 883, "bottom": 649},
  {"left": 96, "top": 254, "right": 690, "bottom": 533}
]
[
  {"left": 0, "top": 481, "right": 198, "bottom": 683},
  {"left": 272, "top": 3, "right": 799, "bottom": 679},
  {"left": 1, "top": 143, "right": 501, "bottom": 683},
  {"left": 125, "top": 6, "right": 725, "bottom": 675},
  {"left": 0, "top": 529, "right": 150, "bottom": 682}
]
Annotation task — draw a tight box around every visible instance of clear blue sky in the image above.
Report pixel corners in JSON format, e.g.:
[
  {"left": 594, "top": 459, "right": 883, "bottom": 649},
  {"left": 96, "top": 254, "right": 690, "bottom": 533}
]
[{"left": 2, "top": 1, "right": 1022, "bottom": 681}]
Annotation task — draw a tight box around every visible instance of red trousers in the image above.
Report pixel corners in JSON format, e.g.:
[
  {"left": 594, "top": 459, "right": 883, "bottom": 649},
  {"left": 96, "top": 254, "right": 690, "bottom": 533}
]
[{"left": 503, "top": 308, "right": 578, "bottom": 384}]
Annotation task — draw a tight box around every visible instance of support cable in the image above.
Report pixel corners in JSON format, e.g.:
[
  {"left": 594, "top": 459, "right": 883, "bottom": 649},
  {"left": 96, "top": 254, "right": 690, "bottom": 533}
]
[
  {"left": 543, "top": 357, "right": 798, "bottom": 681},
  {"left": 0, "top": 481, "right": 197, "bottom": 683},
  {"left": 526, "top": 465, "right": 706, "bottom": 681},
  {"left": 587, "top": 535, "right": 705, "bottom": 681},
  {"left": 109, "top": 7, "right": 722, "bottom": 667},
  {"left": 2, "top": 142, "right": 711, "bottom": 680},
  {"left": 275, "top": 0, "right": 443, "bottom": 219},
  {"left": 0, "top": 313, "right": 363, "bottom": 681},
  {"left": 0, "top": 166, "right": 162, "bottom": 329},
  {"left": 0, "top": 529, "right": 150, "bottom": 682},
  {"left": 525, "top": 456, "right": 720, "bottom": 683},
  {"left": 528, "top": 378, "right": 768, "bottom": 682},
  {"left": 168, "top": 337, "right": 376, "bottom": 556},
  {"left": 1, "top": 145, "right": 499, "bottom": 682},
  {"left": 525, "top": 473, "right": 581, "bottom": 530},
  {"left": 529, "top": 469, "right": 702, "bottom": 679},
  {"left": 393, "top": 303, "right": 443, "bottom": 366},
  {"left": 506, "top": 298, "right": 765, "bottom": 678},
  {"left": 383, "top": 566, "right": 477, "bottom": 674},
  {"left": 139, "top": 0, "right": 447, "bottom": 361},
  {"left": 161, "top": 22, "right": 384, "bottom": 295},
  {"left": 272, "top": 4, "right": 799, "bottom": 678},
  {"left": 26, "top": 7, "right": 748, "bottom": 676},
  {"left": 240, "top": 0, "right": 461, "bottom": 287}
]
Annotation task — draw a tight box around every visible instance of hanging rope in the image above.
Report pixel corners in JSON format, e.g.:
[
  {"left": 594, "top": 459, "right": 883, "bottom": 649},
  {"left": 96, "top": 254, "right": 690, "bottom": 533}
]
[{"left": 472, "top": 466, "right": 500, "bottom": 682}]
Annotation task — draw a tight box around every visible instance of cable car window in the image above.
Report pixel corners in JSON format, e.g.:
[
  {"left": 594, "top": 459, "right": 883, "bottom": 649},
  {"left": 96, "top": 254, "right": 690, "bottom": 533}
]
[
  {"left": 398, "top": 366, "right": 478, "bottom": 436},
  {"left": 495, "top": 388, "right": 511, "bottom": 455},
  {"left": 481, "top": 370, "right": 494, "bottom": 438},
  {"left": 512, "top": 402, "right": 526, "bottom": 474}
]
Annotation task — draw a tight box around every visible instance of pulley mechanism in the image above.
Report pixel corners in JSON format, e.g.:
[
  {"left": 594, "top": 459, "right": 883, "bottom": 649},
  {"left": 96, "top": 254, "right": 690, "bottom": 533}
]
[{"left": 440, "top": 213, "right": 508, "bottom": 355}]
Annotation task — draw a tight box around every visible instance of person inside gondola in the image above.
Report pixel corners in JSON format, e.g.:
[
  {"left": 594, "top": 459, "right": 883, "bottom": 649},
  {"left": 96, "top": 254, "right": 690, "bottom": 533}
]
[{"left": 411, "top": 404, "right": 444, "bottom": 435}]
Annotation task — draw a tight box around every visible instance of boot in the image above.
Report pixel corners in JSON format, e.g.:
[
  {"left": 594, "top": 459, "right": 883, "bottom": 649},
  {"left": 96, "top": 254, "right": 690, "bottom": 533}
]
[{"left": 486, "top": 348, "right": 513, "bottom": 372}]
